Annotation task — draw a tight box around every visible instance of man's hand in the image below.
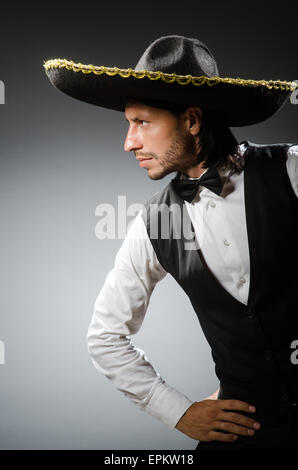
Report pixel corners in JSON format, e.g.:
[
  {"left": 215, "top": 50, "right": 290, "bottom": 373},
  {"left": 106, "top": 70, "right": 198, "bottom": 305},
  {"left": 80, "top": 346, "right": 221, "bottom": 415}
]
[{"left": 175, "top": 399, "right": 261, "bottom": 442}]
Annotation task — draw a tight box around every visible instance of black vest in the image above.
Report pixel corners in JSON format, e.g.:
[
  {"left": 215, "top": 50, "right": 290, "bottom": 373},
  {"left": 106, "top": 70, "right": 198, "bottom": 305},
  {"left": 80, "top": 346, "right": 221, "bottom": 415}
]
[{"left": 141, "top": 142, "right": 298, "bottom": 425}]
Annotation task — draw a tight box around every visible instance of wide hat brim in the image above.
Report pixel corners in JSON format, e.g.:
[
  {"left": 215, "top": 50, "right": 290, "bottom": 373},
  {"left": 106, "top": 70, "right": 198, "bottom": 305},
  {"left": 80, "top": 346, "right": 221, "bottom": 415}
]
[{"left": 43, "top": 58, "right": 296, "bottom": 127}]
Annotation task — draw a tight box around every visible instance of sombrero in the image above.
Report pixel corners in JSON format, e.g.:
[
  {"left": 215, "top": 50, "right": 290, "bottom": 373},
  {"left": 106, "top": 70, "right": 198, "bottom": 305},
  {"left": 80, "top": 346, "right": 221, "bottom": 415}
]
[{"left": 43, "top": 34, "right": 297, "bottom": 127}]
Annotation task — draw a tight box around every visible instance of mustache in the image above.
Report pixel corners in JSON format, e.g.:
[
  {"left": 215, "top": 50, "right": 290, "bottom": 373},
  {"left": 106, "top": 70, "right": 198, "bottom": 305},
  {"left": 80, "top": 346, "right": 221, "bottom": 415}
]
[{"left": 135, "top": 151, "right": 156, "bottom": 159}]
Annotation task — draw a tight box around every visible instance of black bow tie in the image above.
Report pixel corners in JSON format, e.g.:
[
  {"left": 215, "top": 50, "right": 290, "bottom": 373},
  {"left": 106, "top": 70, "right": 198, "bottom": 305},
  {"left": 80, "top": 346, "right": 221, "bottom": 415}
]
[{"left": 171, "top": 166, "right": 224, "bottom": 202}]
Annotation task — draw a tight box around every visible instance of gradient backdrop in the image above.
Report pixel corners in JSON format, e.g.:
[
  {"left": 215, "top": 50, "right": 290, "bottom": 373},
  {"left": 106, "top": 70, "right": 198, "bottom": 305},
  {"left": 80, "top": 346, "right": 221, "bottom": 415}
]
[{"left": 0, "top": 0, "right": 297, "bottom": 450}]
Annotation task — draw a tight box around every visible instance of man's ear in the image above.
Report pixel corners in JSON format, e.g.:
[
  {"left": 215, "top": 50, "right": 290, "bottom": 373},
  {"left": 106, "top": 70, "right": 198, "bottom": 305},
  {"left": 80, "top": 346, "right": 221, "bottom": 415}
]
[{"left": 183, "top": 107, "right": 202, "bottom": 135}]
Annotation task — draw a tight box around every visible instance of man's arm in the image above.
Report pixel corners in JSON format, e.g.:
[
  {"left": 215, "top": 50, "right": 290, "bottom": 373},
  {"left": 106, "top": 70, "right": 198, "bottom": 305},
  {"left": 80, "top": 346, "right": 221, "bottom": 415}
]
[
  {"left": 87, "top": 210, "right": 261, "bottom": 441},
  {"left": 87, "top": 210, "right": 194, "bottom": 429}
]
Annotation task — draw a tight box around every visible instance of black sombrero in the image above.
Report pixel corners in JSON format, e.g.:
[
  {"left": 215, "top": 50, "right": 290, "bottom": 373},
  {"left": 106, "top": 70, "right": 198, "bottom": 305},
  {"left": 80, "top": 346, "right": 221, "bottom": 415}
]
[{"left": 43, "top": 35, "right": 297, "bottom": 127}]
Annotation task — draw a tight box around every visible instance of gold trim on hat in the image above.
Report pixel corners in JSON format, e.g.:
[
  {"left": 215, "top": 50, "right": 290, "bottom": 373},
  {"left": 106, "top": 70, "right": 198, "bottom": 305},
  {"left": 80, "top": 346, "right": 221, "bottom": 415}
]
[{"left": 43, "top": 58, "right": 297, "bottom": 91}]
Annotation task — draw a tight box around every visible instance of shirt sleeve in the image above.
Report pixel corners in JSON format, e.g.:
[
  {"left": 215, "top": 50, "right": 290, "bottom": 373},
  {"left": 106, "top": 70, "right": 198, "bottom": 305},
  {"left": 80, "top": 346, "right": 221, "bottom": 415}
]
[
  {"left": 286, "top": 145, "right": 298, "bottom": 197},
  {"left": 86, "top": 209, "right": 194, "bottom": 429}
]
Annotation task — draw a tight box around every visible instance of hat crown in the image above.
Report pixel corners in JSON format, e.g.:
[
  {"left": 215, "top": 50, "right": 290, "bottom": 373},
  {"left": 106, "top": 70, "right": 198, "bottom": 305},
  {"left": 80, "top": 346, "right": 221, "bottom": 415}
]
[{"left": 135, "top": 35, "right": 219, "bottom": 77}]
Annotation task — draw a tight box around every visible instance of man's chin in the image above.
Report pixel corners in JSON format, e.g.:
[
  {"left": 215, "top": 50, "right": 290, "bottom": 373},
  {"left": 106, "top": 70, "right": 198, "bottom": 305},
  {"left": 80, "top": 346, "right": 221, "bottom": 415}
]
[
  {"left": 147, "top": 169, "right": 171, "bottom": 181},
  {"left": 146, "top": 164, "right": 175, "bottom": 181}
]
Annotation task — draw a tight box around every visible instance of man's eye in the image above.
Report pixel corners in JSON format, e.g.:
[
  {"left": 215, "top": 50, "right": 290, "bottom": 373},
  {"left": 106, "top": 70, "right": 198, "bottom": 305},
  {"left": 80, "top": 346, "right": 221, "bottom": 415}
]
[{"left": 139, "top": 120, "right": 148, "bottom": 127}]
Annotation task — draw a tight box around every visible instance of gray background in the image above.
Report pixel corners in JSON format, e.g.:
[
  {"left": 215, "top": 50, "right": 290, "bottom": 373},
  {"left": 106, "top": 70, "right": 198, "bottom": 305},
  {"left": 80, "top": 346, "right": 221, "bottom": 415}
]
[{"left": 0, "top": 0, "right": 297, "bottom": 450}]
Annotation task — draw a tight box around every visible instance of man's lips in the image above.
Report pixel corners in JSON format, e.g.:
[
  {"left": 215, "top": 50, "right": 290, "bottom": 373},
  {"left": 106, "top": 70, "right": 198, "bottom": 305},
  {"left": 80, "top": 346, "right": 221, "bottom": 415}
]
[{"left": 136, "top": 156, "right": 153, "bottom": 167}]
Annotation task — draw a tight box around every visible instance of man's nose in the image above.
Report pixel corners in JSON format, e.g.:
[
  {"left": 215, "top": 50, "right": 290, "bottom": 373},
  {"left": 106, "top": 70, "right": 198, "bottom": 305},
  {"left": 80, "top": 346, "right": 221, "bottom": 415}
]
[{"left": 124, "top": 128, "right": 142, "bottom": 152}]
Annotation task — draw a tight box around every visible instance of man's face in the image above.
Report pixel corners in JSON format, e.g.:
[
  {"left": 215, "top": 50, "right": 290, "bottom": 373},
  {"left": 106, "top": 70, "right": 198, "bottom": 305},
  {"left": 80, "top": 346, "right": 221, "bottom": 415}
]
[{"left": 124, "top": 100, "right": 200, "bottom": 180}]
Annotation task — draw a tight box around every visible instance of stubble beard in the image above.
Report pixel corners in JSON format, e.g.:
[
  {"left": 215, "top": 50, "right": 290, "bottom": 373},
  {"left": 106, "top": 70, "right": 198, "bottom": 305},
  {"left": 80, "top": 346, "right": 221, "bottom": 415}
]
[{"left": 148, "top": 130, "right": 200, "bottom": 181}]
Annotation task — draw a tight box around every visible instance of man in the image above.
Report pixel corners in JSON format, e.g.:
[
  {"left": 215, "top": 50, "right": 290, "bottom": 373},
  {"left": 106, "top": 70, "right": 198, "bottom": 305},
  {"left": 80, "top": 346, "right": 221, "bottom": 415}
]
[{"left": 43, "top": 35, "right": 298, "bottom": 450}]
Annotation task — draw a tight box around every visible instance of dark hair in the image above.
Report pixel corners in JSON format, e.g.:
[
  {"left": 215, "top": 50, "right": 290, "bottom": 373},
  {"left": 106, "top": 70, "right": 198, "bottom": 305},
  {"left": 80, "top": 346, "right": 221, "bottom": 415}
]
[
  {"left": 172, "top": 105, "right": 241, "bottom": 173},
  {"left": 194, "top": 109, "right": 240, "bottom": 172},
  {"left": 130, "top": 98, "right": 242, "bottom": 173}
]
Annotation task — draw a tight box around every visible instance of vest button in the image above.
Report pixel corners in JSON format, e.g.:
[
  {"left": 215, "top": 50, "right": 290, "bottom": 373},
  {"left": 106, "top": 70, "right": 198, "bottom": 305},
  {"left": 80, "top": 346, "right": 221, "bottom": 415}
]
[
  {"left": 281, "top": 389, "right": 289, "bottom": 402},
  {"left": 247, "top": 307, "right": 254, "bottom": 318},
  {"left": 265, "top": 350, "right": 272, "bottom": 360}
]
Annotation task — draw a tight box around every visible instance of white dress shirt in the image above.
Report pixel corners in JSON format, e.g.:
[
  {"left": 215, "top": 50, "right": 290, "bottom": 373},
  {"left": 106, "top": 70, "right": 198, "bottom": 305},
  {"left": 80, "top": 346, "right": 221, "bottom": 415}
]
[{"left": 87, "top": 144, "right": 298, "bottom": 430}]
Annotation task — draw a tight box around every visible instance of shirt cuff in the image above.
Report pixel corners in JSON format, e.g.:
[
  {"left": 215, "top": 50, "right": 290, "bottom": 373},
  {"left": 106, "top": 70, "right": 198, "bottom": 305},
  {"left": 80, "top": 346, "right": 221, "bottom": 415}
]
[{"left": 140, "top": 377, "right": 194, "bottom": 430}]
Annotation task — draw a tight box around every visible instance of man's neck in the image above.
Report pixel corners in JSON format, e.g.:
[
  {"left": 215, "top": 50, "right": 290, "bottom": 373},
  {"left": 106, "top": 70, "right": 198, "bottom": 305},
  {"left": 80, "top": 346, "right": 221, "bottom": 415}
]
[{"left": 181, "top": 160, "right": 207, "bottom": 179}]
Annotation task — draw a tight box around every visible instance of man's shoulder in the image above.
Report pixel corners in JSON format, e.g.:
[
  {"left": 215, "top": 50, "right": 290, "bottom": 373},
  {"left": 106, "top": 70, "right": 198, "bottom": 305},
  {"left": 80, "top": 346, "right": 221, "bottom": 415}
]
[
  {"left": 240, "top": 141, "right": 297, "bottom": 165},
  {"left": 241, "top": 140, "right": 296, "bottom": 155},
  {"left": 143, "top": 178, "right": 176, "bottom": 208},
  {"left": 140, "top": 176, "right": 183, "bottom": 233}
]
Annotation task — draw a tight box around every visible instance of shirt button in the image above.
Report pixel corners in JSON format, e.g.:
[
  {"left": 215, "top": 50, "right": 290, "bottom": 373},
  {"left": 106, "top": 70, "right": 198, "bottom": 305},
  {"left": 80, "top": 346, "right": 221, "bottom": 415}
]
[
  {"left": 223, "top": 239, "right": 230, "bottom": 246},
  {"left": 210, "top": 201, "right": 216, "bottom": 208},
  {"left": 239, "top": 277, "right": 246, "bottom": 284}
]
